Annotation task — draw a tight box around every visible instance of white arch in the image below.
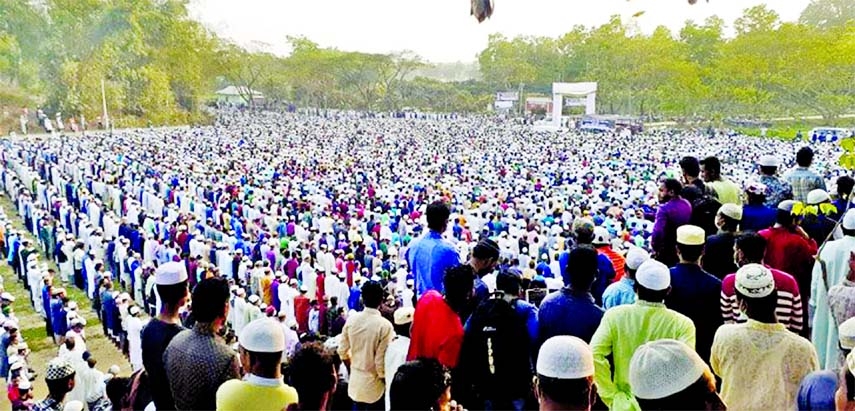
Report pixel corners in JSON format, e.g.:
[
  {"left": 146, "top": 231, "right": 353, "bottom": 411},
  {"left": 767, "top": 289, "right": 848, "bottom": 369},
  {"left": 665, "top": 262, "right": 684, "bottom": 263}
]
[{"left": 552, "top": 82, "right": 597, "bottom": 127}]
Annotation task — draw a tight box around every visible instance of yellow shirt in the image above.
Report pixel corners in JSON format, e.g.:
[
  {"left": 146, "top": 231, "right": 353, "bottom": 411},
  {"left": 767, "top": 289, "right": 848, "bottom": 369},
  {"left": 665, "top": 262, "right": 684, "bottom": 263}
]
[
  {"left": 215, "top": 376, "right": 299, "bottom": 411},
  {"left": 590, "top": 301, "right": 696, "bottom": 411},
  {"left": 338, "top": 307, "right": 394, "bottom": 403},
  {"left": 707, "top": 179, "right": 743, "bottom": 205},
  {"left": 711, "top": 320, "right": 819, "bottom": 411}
]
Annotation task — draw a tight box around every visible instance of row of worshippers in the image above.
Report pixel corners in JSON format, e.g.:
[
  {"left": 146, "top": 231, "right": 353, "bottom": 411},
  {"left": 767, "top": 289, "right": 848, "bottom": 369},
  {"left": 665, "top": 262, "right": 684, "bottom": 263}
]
[{"left": 0, "top": 209, "right": 129, "bottom": 411}]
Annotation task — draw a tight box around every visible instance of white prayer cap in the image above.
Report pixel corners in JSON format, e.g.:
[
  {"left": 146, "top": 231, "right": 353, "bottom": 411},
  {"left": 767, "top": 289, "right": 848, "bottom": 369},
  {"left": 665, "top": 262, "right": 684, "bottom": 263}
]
[
  {"left": 129, "top": 306, "right": 141, "bottom": 316},
  {"left": 718, "top": 204, "right": 743, "bottom": 221},
  {"left": 758, "top": 155, "right": 780, "bottom": 167},
  {"left": 592, "top": 226, "right": 611, "bottom": 245},
  {"left": 841, "top": 317, "right": 855, "bottom": 350},
  {"left": 807, "top": 189, "right": 831, "bottom": 205},
  {"left": 536, "top": 336, "right": 594, "bottom": 379},
  {"left": 0, "top": 292, "right": 15, "bottom": 302},
  {"left": 63, "top": 400, "right": 85, "bottom": 411},
  {"left": 625, "top": 247, "right": 650, "bottom": 271},
  {"left": 155, "top": 261, "right": 188, "bottom": 286},
  {"left": 629, "top": 339, "right": 707, "bottom": 400},
  {"left": 778, "top": 200, "right": 796, "bottom": 212},
  {"left": 67, "top": 301, "right": 78, "bottom": 310},
  {"left": 108, "top": 365, "right": 120, "bottom": 375},
  {"left": 735, "top": 263, "right": 775, "bottom": 298},
  {"left": 248, "top": 294, "right": 260, "bottom": 304},
  {"left": 844, "top": 209, "right": 855, "bottom": 230},
  {"left": 394, "top": 307, "right": 415, "bottom": 325},
  {"left": 676, "top": 225, "right": 705, "bottom": 246},
  {"left": 635, "top": 260, "right": 670, "bottom": 291},
  {"left": 239, "top": 318, "right": 285, "bottom": 353},
  {"left": 17, "top": 379, "right": 31, "bottom": 391},
  {"left": 847, "top": 351, "right": 855, "bottom": 376}
]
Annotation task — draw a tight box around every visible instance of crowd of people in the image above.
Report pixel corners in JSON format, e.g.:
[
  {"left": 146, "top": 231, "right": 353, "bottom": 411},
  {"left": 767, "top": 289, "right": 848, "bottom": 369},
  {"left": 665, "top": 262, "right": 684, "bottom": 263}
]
[{"left": 1, "top": 108, "right": 855, "bottom": 410}]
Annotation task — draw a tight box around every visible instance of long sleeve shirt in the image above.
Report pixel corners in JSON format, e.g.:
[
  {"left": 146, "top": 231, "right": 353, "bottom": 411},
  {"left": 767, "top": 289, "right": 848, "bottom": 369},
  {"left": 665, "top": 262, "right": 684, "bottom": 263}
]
[
  {"left": 338, "top": 308, "right": 394, "bottom": 404},
  {"left": 590, "top": 301, "right": 696, "bottom": 411},
  {"left": 651, "top": 198, "right": 692, "bottom": 267},
  {"left": 666, "top": 263, "right": 722, "bottom": 363},
  {"left": 406, "top": 231, "right": 460, "bottom": 295},
  {"left": 711, "top": 320, "right": 819, "bottom": 411},
  {"left": 720, "top": 266, "right": 803, "bottom": 333}
]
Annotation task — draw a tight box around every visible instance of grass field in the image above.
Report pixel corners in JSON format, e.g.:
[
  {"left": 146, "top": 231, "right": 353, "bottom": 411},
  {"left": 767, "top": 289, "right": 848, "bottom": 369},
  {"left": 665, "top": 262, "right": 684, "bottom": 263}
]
[{"left": 0, "top": 195, "right": 129, "bottom": 410}]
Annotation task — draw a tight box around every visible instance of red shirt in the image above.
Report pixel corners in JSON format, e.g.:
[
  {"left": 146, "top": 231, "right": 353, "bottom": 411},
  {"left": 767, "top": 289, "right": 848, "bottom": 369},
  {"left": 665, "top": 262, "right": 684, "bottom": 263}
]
[
  {"left": 759, "top": 226, "right": 817, "bottom": 287},
  {"left": 407, "top": 291, "right": 464, "bottom": 368},
  {"left": 598, "top": 246, "right": 626, "bottom": 282},
  {"left": 294, "top": 295, "right": 310, "bottom": 333}
]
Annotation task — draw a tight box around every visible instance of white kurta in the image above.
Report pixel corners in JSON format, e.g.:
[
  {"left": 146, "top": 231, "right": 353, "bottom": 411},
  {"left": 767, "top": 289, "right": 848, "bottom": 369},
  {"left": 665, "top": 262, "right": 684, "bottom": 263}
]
[
  {"left": 126, "top": 316, "right": 144, "bottom": 371},
  {"left": 811, "top": 236, "right": 855, "bottom": 370}
]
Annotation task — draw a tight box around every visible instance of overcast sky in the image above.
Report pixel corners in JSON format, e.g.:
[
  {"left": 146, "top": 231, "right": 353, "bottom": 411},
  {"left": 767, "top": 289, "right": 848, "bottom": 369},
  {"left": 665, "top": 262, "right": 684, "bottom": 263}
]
[{"left": 189, "top": 0, "right": 812, "bottom": 63}]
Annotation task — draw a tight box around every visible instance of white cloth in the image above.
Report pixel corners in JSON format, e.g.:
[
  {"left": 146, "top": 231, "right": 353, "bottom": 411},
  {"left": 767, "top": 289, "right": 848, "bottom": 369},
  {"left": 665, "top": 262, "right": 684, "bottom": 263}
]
[
  {"left": 127, "top": 316, "right": 144, "bottom": 371},
  {"left": 384, "top": 336, "right": 411, "bottom": 411}
]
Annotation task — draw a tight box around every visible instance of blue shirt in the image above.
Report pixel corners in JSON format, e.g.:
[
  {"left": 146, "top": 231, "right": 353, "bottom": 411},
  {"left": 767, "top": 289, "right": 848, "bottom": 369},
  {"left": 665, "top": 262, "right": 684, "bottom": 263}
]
[
  {"left": 559, "top": 250, "right": 615, "bottom": 306},
  {"left": 666, "top": 263, "right": 722, "bottom": 363},
  {"left": 538, "top": 289, "right": 604, "bottom": 345},
  {"left": 602, "top": 277, "right": 636, "bottom": 309},
  {"left": 406, "top": 231, "right": 460, "bottom": 295},
  {"left": 741, "top": 204, "right": 777, "bottom": 232}
]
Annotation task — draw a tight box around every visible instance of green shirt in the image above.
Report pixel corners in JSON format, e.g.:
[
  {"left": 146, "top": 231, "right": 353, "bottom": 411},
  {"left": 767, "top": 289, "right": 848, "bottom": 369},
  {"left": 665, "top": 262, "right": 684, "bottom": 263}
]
[
  {"left": 590, "top": 300, "right": 696, "bottom": 411},
  {"left": 707, "top": 179, "right": 743, "bottom": 205}
]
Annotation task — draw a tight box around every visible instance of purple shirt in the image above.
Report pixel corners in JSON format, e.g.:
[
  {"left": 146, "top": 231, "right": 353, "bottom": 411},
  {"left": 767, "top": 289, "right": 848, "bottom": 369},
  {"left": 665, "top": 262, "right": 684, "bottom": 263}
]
[
  {"left": 285, "top": 258, "right": 299, "bottom": 279},
  {"left": 651, "top": 197, "right": 692, "bottom": 266}
]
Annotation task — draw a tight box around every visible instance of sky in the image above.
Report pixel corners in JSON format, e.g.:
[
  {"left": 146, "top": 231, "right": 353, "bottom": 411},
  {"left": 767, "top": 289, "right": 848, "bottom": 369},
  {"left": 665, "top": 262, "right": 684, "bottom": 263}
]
[{"left": 189, "top": 0, "right": 812, "bottom": 63}]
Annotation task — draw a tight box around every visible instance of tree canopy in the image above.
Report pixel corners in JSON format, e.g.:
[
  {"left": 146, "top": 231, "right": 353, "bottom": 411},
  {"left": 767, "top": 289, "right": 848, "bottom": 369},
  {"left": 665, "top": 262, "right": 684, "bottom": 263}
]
[{"left": 1, "top": 0, "right": 854, "bottom": 125}]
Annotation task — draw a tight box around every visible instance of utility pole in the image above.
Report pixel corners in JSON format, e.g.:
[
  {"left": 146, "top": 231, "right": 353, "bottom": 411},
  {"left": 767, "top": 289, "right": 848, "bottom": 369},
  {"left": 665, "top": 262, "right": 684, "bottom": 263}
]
[
  {"left": 101, "top": 78, "right": 109, "bottom": 130},
  {"left": 517, "top": 82, "right": 525, "bottom": 117}
]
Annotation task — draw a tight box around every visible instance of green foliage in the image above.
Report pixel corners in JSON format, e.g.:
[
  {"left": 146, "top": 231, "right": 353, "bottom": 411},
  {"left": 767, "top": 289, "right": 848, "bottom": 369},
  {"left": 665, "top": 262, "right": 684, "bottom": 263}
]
[{"left": 477, "top": 5, "right": 855, "bottom": 120}]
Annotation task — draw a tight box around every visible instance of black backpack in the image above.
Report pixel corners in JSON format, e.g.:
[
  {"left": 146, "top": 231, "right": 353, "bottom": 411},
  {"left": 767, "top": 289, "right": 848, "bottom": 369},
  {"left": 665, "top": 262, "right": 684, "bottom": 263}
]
[
  {"left": 460, "top": 295, "right": 533, "bottom": 405},
  {"left": 691, "top": 193, "right": 721, "bottom": 237}
]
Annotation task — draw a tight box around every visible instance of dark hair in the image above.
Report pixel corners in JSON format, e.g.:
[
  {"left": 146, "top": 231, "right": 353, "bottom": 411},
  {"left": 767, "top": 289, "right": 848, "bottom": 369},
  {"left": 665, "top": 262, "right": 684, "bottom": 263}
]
[
  {"left": 662, "top": 179, "right": 683, "bottom": 196},
  {"left": 426, "top": 201, "right": 451, "bottom": 232},
  {"left": 676, "top": 243, "right": 704, "bottom": 262},
  {"left": 844, "top": 228, "right": 855, "bottom": 237},
  {"left": 156, "top": 281, "right": 189, "bottom": 308},
  {"left": 759, "top": 165, "right": 778, "bottom": 176},
  {"left": 718, "top": 214, "right": 740, "bottom": 232},
  {"left": 775, "top": 209, "right": 795, "bottom": 227},
  {"left": 746, "top": 190, "right": 766, "bottom": 206},
  {"left": 679, "top": 156, "right": 700, "bottom": 178},
  {"left": 735, "top": 232, "right": 766, "bottom": 263},
  {"left": 443, "top": 265, "right": 474, "bottom": 308},
  {"left": 288, "top": 342, "right": 337, "bottom": 411},
  {"left": 191, "top": 277, "right": 230, "bottom": 323},
  {"left": 565, "top": 245, "right": 598, "bottom": 290},
  {"left": 635, "top": 283, "right": 669, "bottom": 303},
  {"left": 838, "top": 176, "right": 855, "bottom": 199},
  {"left": 45, "top": 373, "right": 75, "bottom": 400},
  {"left": 537, "top": 375, "right": 594, "bottom": 409},
  {"left": 394, "top": 322, "right": 412, "bottom": 338},
  {"left": 472, "top": 239, "right": 500, "bottom": 262},
  {"left": 496, "top": 271, "right": 522, "bottom": 296},
  {"left": 736, "top": 289, "right": 779, "bottom": 322},
  {"left": 390, "top": 358, "right": 450, "bottom": 411},
  {"left": 700, "top": 156, "right": 722, "bottom": 177},
  {"left": 635, "top": 371, "right": 721, "bottom": 411},
  {"left": 796, "top": 147, "right": 814, "bottom": 167},
  {"left": 245, "top": 349, "right": 283, "bottom": 375},
  {"left": 361, "top": 281, "right": 384, "bottom": 309}
]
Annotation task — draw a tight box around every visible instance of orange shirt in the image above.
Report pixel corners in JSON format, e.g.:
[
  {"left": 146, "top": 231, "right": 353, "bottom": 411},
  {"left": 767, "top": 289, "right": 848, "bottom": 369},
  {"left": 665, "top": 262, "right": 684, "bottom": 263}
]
[{"left": 598, "top": 246, "right": 626, "bottom": 282}]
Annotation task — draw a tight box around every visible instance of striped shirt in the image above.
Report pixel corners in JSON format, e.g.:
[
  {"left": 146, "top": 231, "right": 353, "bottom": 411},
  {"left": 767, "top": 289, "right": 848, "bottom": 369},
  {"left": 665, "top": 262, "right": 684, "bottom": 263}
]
[{"left": 720, "top": 265, "right": 803, "bottom": 333}]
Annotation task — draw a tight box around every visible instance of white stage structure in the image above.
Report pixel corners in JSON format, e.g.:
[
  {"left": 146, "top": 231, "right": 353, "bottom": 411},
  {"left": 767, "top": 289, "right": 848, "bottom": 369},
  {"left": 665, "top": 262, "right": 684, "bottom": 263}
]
[{"left": 552, "top": 82, "right": 598, "bottom": 128}]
